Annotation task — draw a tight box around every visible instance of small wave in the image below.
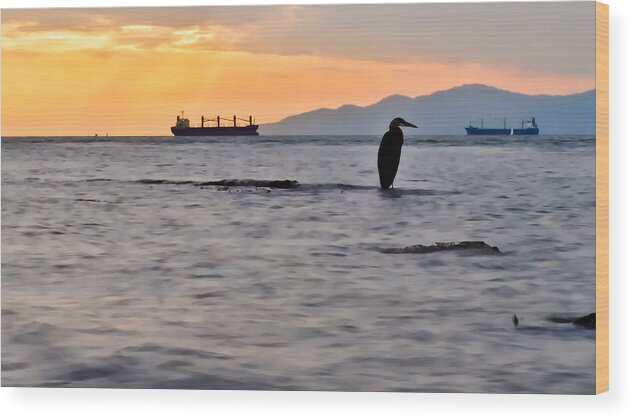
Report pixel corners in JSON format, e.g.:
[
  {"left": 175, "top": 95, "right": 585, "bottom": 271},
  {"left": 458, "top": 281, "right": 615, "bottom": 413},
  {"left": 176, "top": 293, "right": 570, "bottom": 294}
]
[
  {"left": 377, "top": 241, "right": 503, "bottom": 255},
  {"left": 123, "top": 343, "right": 232, "bottom": 360},
  {"left": 11, "top": 321, "right": 60, "bottom": 345},
  {"left": 157, "top": 360, "right": 193, "bottom": 369},
  {"left": 1, "top": 362, "right": 28, "bottom": 372},
  {"left": 484, "top": 285, "right": 518, "bottom": 298},
  {"left": 298, "top": 183, "right": 376, "bottom": 191},
  {"left": 58, "top": 364, "right": 123, "bottom": 382},
  {"left": 377, "top": 187, "right": 460, "bottom": 197},
  {"left": 298, "top": 183, "right": 459, "bottom": 196},
  {"left": 146, "top": 372, "right": 281, "bottom": 390}
]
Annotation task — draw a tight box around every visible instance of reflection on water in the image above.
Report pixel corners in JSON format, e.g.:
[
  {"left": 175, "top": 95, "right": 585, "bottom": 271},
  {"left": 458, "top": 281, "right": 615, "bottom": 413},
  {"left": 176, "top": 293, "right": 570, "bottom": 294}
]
[{"left": 2, "top": 135, "right": 595, "bottom": 393}]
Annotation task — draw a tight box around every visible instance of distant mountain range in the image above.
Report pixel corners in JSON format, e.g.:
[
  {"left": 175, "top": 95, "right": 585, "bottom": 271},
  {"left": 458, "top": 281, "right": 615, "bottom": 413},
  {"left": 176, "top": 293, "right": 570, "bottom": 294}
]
[{"left": 260, "top": 84, "right": 595, "bottom": 135}]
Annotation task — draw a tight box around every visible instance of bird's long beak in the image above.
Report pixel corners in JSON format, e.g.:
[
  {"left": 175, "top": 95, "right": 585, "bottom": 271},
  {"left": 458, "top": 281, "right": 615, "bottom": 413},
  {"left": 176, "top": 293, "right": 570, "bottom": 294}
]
[{"left": 400, "top": 120, "right": 418, "bottom": 128}]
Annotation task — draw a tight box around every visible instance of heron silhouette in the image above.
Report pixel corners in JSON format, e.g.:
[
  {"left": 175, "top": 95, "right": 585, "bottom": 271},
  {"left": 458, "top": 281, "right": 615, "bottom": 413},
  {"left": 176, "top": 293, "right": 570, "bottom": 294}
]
[{"left": 377, "top": 117, "right": 417, "bottom": 189}]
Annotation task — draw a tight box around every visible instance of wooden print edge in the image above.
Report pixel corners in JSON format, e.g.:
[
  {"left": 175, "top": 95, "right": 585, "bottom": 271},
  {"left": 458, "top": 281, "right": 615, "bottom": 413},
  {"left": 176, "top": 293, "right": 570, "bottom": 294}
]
[{"left": 595, "top": 0, "right": 609, "bottom": 395}]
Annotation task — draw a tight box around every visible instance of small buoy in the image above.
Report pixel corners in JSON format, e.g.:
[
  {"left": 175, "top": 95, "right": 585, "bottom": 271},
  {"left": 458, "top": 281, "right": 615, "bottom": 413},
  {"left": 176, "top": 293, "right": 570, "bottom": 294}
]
[{"left": 512, "top": 314, "right": 519, "bottom": 327}]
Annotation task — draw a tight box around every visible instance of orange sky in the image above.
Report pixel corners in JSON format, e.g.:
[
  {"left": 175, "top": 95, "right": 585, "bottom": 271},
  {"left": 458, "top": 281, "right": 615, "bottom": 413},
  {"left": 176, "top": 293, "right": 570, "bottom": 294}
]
[{"left": 1, "top": 4, "right": 596, "bottom": 136}]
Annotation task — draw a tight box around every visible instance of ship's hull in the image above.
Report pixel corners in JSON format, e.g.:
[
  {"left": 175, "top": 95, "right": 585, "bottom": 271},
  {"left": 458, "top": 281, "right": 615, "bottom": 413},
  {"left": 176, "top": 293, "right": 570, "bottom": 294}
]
[
  {"left": 171, "top": 125, "right": 259, "bottom": 136},
  {"left": 465, "top": 127, "right": 539, "bottom": 135}
]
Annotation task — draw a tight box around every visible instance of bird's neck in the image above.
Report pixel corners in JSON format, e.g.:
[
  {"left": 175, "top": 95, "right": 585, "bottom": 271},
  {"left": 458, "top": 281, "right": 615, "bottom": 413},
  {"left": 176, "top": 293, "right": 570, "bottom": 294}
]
[{"left": 389, "top": 125, "right": 402, "bottom": 133}]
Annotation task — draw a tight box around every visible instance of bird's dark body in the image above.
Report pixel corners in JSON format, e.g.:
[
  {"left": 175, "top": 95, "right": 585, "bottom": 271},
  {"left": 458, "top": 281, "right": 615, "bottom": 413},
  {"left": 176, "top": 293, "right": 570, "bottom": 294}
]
[{"left": 377, "top": 128, "right": 404, "bottom": 189}]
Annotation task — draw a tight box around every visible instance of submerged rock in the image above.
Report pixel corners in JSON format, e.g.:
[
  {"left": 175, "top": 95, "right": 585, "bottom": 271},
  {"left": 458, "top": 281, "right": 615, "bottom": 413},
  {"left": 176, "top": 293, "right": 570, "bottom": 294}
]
[
  {"left": 76, "top": 198, "right": 105, "bottom": 203},
  {"left": 136, "top": 179, "right": 192, "bottom": 185},
  {"left": 572, "top": 313, "right": 596, "bottom": 328},
  {"left": 196, "top": 179, "right": 299, "bottom": 189},
  {"left": 547, "top": 313, "right": 596, "bottom": 329},
  {"left": 129, "top": 178, "right": 300, "bottom": 189},
  {"left": 380, "top": 241, "right": 502, "bottom": 255}
]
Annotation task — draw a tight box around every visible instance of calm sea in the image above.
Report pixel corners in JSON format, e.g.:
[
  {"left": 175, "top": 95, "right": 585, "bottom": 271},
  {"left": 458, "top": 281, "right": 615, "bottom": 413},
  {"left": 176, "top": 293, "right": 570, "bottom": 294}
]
[{"left": 1, "top": 135, "right": 596, "bottom": 393}]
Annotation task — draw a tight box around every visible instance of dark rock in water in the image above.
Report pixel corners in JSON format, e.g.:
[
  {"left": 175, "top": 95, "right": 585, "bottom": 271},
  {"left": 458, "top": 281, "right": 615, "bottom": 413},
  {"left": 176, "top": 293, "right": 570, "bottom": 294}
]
[
  {"left": 129, "top": 178, "right": 300, "bottom": 189},
  {"left": 193, "top": 291, "right": 223, "bottom": 299},
  {"left": 572, "top": 313, "right": 596, "bottom": 328},
  {"left": 76, "top": 198, "right": 104, "bottom": 203},
  {"left": 85, "top": 178, "right": 114, "bottom": 182},
  {"left": 136, "top": 179, "right": 193, "bottom": 185},
  {"left": 547, "top": 313, "right": 596, "bottom": 329},
  {"left": 380, "top": 241, "right": 502, "bottom": 255},
  {"left": 196, "top": 179, "right": 299, "bottom": 189}
]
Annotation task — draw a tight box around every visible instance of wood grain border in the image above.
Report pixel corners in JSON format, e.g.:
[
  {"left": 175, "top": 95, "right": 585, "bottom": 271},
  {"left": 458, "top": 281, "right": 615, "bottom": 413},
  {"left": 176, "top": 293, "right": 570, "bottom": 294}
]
[{"left": 595, "top": 1, "right": 609, "bottom": 395}]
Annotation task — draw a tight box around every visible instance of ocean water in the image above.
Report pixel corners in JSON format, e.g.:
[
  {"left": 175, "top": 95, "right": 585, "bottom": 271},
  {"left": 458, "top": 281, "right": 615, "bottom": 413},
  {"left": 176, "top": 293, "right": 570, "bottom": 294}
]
[{"left": 1, "top": 135, "right": 596, "bottom": 393}]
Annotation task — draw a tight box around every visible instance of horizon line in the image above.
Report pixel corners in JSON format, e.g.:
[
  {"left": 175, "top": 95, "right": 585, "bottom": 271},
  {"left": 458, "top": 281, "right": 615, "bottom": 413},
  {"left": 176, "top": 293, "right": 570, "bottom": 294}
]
[{"left": 1, "top": 82, "right": 595, "bottom": 137}]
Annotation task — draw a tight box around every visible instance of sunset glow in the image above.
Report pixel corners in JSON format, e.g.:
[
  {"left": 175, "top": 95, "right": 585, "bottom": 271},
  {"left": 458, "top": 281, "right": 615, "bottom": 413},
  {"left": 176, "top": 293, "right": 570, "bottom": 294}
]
[{"left": 1, "top": 4, "right": 596, "bottom": 136}]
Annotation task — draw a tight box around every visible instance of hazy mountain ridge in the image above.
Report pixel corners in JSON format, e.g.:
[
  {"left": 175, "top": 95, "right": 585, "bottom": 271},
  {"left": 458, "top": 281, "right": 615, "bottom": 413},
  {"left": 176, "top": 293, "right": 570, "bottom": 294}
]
[{"left": 261, "top": 84, "right": 596, "bottom": 135}]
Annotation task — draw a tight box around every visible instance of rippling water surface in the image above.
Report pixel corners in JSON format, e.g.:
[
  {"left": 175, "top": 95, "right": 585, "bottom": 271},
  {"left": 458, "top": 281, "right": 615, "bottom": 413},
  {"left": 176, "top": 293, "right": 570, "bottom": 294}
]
[{"left": 2, "top": 135, "right": 596, "bottom": 393}]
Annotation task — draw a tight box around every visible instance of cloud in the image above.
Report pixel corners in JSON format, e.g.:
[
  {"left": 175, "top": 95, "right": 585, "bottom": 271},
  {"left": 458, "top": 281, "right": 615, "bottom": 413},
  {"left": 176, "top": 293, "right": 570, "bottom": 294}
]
[
  {"left": 1, "top": 6, "right": 283, "bottom": 32},
  {"left": 223, "top": 2, "right": 595, "bottom": 75},
  {"left": 2, "top": 2, "right": 595, "bottom": 75}
]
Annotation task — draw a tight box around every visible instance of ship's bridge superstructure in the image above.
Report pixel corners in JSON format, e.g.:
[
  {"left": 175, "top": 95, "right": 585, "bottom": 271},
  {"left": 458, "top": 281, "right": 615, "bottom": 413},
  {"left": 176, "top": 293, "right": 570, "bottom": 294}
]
[{"left": 175, "top": 111, "right": 190, "bottom": 129}]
